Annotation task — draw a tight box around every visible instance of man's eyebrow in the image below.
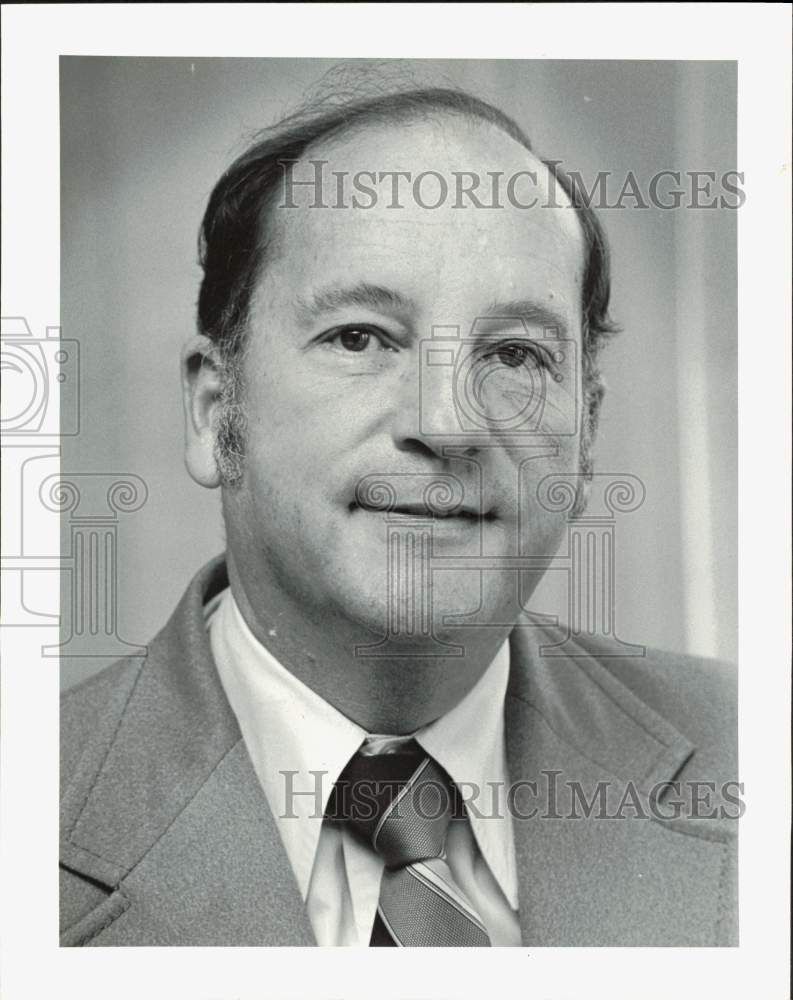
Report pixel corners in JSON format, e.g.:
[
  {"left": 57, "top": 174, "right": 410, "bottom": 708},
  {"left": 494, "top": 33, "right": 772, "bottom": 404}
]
[
  {"left": 295, "top": 282, "right": 415, "bottom": 322},
  {"left": 481, "top": 299, "right": 572, "bottom": 335}
]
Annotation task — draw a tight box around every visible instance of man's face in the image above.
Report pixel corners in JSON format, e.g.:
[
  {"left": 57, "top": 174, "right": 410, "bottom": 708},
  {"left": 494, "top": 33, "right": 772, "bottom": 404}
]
[{"left": 222, "top": 116, "right": 585, "bottom": 643}]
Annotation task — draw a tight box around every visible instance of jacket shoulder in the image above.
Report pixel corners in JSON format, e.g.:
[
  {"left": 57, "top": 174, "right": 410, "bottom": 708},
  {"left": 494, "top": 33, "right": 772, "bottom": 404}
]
[{"left": 574, "top": 634, "right": 737, "bottom": 778}]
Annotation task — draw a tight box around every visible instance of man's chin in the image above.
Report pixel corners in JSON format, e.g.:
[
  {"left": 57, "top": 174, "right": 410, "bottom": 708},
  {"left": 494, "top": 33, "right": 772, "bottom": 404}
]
[{"left": 318, "top": 570, "right": 494, "bottom": 649}]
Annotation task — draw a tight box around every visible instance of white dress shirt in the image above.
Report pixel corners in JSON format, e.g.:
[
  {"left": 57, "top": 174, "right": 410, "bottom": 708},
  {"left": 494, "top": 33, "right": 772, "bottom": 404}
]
[{"left": 206, "top": 587, "right": 521, "bottom": 946}]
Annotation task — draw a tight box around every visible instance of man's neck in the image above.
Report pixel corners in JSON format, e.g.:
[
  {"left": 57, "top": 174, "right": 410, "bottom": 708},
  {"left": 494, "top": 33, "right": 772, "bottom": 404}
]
[{"left": 226, "top": 556, "right": 512, "bottom": 734}]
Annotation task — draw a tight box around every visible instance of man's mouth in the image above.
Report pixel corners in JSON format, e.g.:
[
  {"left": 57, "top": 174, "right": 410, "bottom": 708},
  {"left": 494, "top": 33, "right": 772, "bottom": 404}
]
[{"left": 349, "top": 499, "right": 496, "bottom": 521}]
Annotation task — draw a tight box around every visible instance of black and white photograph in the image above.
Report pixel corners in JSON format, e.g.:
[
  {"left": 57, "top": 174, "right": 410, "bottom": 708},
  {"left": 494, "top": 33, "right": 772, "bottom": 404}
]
[{"left": 1, "top": 5, "right": 790, "bottom": 1000}]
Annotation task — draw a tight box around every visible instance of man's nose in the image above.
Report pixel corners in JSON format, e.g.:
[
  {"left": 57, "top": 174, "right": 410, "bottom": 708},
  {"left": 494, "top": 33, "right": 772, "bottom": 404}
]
[{"left": 389, "top": 352, "right": 481, "bottom": 458}]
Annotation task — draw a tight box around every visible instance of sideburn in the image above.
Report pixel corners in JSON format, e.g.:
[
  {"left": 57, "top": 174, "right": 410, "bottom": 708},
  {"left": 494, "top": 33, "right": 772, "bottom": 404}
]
[{"left": 215, "top": 358, "right": 247, "bottom": 489}]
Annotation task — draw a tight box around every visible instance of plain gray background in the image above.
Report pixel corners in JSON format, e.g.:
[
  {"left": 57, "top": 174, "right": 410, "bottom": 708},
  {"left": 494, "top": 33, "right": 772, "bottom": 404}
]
[{"left": 59, "top": 57, "right": 737, "bottom": 688}]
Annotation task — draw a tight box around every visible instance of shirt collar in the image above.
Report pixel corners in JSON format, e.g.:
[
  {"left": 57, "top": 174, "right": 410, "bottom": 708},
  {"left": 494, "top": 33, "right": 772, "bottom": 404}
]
[
  {"left": 416, "top": 641, "right": 517, "bottom": 907},
  {"left": 208, "top": 588, "right": 516, "bottom": 906}
]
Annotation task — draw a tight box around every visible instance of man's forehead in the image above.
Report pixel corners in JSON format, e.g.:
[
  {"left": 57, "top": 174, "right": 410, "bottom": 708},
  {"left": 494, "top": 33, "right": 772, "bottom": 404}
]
[{"left": 259, "top": 113, "right": 585, "bottom": 316}]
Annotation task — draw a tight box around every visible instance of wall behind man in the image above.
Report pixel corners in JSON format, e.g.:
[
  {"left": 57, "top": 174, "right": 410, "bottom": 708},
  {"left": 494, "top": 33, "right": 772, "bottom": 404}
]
[{"left": 59, "top": 58, "right": 737, "bottom": 689}]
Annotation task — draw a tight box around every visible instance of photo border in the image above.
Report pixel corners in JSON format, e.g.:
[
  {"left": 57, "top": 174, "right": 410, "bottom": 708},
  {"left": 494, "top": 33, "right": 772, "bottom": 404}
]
[{"left": 1, "top": 4, "right": 790, "bottom": 999}]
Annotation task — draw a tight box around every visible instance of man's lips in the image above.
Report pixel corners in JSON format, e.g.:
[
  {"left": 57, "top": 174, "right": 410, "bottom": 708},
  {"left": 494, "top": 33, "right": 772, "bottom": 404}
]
[
  {"left": 349, "top": 499, "right": 496, "bottom": 520},
  {"left": 350, "top": 472, "right": 500, "bottom": 522}
]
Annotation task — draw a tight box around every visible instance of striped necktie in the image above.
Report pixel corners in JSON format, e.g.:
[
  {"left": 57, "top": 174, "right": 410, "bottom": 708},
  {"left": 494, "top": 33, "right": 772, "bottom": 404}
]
[{"left": 327, "top": 742, "right": 491, "bottom": 947}]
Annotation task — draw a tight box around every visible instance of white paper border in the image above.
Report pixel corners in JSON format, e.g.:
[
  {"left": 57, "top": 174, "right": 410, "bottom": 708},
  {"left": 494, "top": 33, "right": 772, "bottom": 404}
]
[{"left": 1, "top": 4, "right": 790, "bottom": 999}]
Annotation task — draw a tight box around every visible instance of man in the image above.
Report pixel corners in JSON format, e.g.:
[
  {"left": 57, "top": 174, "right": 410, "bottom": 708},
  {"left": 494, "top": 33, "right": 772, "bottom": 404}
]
[{"left": 59, "top": 85, "right": 738, "bottom": 947}]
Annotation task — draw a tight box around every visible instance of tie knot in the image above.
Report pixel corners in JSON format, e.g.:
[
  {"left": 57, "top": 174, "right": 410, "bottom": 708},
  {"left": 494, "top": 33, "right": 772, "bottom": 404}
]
[{"left": 327, "top": 745, "right": 459, "bottom": 869}]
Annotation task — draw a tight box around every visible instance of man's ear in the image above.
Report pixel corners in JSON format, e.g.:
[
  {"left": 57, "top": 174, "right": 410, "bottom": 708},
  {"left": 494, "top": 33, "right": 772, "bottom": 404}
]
[{"left": 181, "top": 335, "right": 224, "bottom": 489}]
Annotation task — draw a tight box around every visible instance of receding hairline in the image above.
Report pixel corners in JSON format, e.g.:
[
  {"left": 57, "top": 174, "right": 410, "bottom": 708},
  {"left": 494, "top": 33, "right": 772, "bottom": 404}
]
[
  {"left": 254, "top": 104, "right": 581, "bottom": 284},
  {"left": 286, "top": 105, "right": 571, "bottom": 198}
]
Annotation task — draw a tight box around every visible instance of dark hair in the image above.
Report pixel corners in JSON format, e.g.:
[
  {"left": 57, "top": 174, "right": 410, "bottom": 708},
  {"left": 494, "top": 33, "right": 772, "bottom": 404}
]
[{"left": 197, "top": 84, "right": 619, "bottom": 488}]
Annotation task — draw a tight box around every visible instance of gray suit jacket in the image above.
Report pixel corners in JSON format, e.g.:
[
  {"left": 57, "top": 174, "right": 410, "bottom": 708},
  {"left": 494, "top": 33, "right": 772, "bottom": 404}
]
[{"left": 60, "top": 557, "right": 738, "bottom": 946}]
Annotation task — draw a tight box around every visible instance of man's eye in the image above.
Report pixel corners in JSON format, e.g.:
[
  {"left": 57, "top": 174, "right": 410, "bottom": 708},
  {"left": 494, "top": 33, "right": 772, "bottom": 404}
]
[
  {"left": 337, "top": 328, "right": 371, "bottom": 352},
  {"left": 487, "top": 341, "right": 545, "bottom": 369},
  {"left": 325, "top": 326, "right": 393, "bottom": 353}
]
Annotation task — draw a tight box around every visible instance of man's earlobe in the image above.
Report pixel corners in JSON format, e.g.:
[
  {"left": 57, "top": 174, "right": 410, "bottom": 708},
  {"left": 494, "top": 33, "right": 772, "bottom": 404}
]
[{"left": 181, "top": 335, "right": 224, "bottom": 489}]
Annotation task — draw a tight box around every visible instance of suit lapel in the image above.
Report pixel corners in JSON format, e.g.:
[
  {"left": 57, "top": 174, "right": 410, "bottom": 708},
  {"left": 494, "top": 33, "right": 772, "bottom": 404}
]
[
  {"left": 505, "top": 623, "right": 727, "bottom": 946},
  {"left": 61, "top": 558, "right": 314, "bottom": 946},
  {"left": 92, "top": 740, "right": 314, "bottom": 945}
]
